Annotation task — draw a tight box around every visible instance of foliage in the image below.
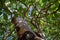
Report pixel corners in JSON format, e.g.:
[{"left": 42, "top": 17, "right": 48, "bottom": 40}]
[{"left": 0, "top": 0, "right": 60, "bottom": 40}]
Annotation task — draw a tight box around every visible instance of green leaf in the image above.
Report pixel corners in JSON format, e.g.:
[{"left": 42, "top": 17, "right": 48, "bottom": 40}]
[
  {"left": 3, "top": 13, "right": 8, "bottom": 20},
  {"left": 0, "top": 11, "right": 2, "bottom": 15}
]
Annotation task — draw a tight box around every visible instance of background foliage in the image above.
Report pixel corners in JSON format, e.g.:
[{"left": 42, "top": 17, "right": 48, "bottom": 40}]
[{"left": 0, "top": 0, "right": 60, "bottom": 40}]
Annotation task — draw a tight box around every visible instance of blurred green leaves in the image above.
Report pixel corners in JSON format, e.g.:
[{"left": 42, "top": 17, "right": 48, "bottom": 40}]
[{"left": 0, "top": 0, "right": 60, "bottom": 40}]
